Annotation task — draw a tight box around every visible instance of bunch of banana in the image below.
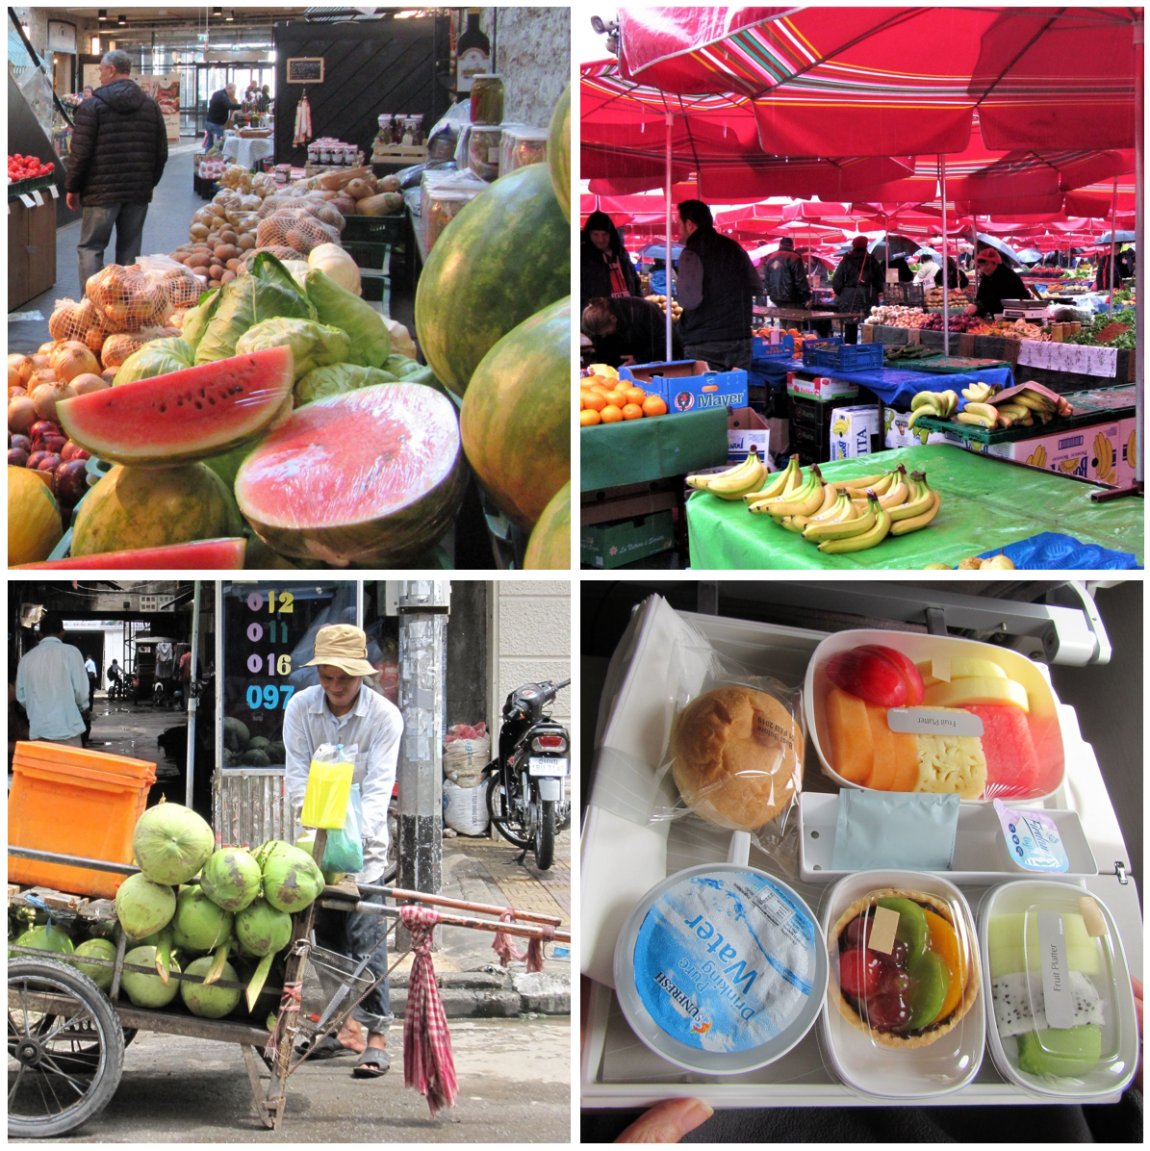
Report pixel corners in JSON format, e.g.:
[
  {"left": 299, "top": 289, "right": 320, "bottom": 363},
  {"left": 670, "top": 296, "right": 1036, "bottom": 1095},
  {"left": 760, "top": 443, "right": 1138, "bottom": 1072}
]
[
  {"left": 811, "top": 492, "right": 892, "bottom": 554},
  {"left": 906, "top": 389, "right": 959, "bottom": 430},
  {"left": 798, "top": 470, "right": 942, "bottom": 552},
  {"left": 960, "top": 382, "right": 995, "bottom": 403},
  {"left": 1006, "top": 386, "right": 1074, "bottom": 425},
  {"left": 956, "top": 400, "right": 1001, "bottom": 429},
  {"left": 741, "top": 454, "right": 803, "bottom": 504},
  {"left": 686, "top": 450, "right": 767, "bottom": 499},
  {"left": 748, "top": 463, "right": 826, "bottom": 519}
]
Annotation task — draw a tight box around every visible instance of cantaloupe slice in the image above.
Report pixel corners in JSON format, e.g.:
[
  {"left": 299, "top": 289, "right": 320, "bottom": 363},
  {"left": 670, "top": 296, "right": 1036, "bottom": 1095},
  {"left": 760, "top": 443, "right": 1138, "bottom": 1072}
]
[
  {"left": 865, "top": 704, "right": 896, "bottom": 789},
  {"left": 824, "top": 686, "right": 872, "bottom": 783}
]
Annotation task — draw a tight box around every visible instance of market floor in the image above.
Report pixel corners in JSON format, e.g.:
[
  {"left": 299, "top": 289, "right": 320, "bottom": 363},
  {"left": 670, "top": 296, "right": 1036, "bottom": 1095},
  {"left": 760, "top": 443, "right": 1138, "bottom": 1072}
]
[{"left": 7, "top": 141, "right": 417, "bottom": 355}]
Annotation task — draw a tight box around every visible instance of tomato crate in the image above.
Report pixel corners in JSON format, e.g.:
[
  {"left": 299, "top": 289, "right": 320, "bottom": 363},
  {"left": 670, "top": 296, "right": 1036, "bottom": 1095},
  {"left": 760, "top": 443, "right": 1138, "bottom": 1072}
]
[{"left": 801, "top": 337, "right": 884, "bottom": 371}]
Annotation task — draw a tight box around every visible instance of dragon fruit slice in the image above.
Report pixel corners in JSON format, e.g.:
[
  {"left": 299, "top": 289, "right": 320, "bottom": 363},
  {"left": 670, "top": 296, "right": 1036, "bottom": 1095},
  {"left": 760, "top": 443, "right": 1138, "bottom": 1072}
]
[{"left": 992, "top": 970, "right": 1105, "bottom": 1038}]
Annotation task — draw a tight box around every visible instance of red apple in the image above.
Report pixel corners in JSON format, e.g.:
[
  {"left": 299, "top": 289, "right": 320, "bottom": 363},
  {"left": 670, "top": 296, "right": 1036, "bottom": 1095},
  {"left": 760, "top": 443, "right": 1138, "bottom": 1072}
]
[
  {"left": 857, "top": 645, "right": 924, "bottom": 706},
  {"left": 824, "top": 647, "right": 909, "bottom": 707}
]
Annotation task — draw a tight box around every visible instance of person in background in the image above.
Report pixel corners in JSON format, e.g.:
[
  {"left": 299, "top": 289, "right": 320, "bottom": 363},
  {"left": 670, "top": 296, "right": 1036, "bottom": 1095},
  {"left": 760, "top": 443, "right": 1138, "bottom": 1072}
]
[
  {"left": 581, "top": 295, "right": 683, "bottom": 369},
  {"left": 831, "top": 236, "right": 885, "bottom": 339},
  {"left": 676, "top": 199, "right": 763, "bottom": 372},
  {"left": 648, "top": 257, "right": 669, "bottom": 297},
  {"left": 205, "top": 82, "right": 241, "bottom": 150},
  {"left": 888, "top": 252, "right": 915, "bottom": 283},
  {"left": 964, "top": 247, "right": 1032, "bottom": 318},
  {"left": 760, "top": 237, "right": 812, "bottom": 308},
  {"left": 256, "top": 84, "right": 273, "bottom": 115},
  {"left": 581, "top": 211, "right": 641, "bottom": 309},
  {"left": 283, "top": 624, "right": 402, "bottom": 1080},
  {"left": 913, "top": 249, "right": 941, "bottom": 284},
  {"left": 65, "top": 49, "right": 167, "bottom": 289},
  {"left": 14, "top": 613, "right": 91, "bottom": 748},
  {"left": 936, "top": 256, "right": 969, "bottom": 290}
]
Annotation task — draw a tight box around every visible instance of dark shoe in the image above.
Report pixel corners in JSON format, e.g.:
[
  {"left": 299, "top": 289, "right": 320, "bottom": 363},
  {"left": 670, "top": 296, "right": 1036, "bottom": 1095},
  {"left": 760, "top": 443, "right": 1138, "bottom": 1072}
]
[
  {"left": 297, "top": 1034, "right": 357, "bottom": 1060},
  {"left": 352, "top": 1045, "right": 390, "bottom": 1078}
]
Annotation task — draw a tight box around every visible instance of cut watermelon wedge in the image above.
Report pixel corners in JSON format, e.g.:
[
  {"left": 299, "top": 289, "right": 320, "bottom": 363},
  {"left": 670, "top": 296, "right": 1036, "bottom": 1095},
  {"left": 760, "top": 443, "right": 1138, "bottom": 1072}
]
[
  {"left": 14, "top": 538, "right": 247, "bottom": 570},
  {"left": 57, "top": 347, "right": 294, "bottom": 467}
]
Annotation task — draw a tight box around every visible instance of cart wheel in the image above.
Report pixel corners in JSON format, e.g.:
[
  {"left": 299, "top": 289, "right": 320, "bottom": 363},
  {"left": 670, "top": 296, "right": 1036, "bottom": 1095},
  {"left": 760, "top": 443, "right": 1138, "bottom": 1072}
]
[{"left": 8, "top": 957, "right": 125, "bottom": 1139}]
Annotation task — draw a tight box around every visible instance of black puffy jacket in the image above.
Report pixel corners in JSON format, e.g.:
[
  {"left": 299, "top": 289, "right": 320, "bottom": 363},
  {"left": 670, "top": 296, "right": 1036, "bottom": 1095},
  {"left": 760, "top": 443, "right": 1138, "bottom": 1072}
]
[
  {"left": 761, "top": 248, "right": 811, "bottom": 307},
  {"left": 66, "top": 79, "right": 168, "bottom": 206}
]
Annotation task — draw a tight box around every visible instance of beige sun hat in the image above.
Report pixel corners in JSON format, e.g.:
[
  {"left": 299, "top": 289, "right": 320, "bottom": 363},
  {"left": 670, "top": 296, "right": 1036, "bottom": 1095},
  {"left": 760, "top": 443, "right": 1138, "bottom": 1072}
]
[{"left": 304, "top": 624, "right": 378, "bottom": 677}]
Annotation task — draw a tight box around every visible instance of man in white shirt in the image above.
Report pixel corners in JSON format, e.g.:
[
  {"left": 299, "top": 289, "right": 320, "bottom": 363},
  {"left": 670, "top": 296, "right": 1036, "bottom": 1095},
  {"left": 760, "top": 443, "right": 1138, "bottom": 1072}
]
[
  {"left": 15, "top": 613, "right": 91, "bottom": 746},
  {"left": 284, "top": 624, "right": 402, "bottom": 1079}
]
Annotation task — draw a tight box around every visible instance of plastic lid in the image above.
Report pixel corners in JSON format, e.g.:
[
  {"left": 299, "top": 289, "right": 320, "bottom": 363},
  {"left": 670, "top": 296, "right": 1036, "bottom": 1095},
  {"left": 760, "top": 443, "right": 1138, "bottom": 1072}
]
[
  {"left": 614, "top": 864, "right": 827, "bottom": 1076},
  {"left": 821, "top": 870, "right": 984, "bottom": 1098},
  {"left": 980, "top": 880, "right": 1137, "bottom": 1100}
]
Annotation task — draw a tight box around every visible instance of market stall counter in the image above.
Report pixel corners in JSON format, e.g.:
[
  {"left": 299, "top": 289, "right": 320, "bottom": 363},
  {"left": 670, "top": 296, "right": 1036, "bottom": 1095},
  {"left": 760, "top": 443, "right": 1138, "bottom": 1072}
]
[{"left": 686, "top": 444, "right": 1143, "bottom": 570}]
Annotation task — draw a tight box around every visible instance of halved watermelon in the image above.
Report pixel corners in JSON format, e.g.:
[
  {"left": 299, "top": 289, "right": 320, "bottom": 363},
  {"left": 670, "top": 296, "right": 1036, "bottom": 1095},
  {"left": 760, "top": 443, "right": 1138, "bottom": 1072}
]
[
  {"left": 234, "top": 383, "right": 468, "bottom": 567},
  {"left": 56, "top": 347, "right": 294, "bottom": 467},
  {"left": 14, "top": 538, "right": 247, "bottom": 570}
]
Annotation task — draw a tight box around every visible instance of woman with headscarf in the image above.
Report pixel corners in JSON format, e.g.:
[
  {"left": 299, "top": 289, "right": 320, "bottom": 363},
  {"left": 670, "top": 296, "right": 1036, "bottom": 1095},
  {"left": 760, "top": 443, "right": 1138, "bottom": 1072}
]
[
  {"left": 964, "top": 247, "right": 1031, "bottom": 318},
  {"left": 580, "top": 210, "right": 640, "bottom": 309}
]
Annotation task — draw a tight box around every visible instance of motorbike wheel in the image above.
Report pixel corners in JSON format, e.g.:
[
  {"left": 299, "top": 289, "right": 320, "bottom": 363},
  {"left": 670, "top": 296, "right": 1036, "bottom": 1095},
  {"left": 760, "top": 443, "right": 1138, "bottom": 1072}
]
[
  {"left": 485, "top": 775, "right": 532, "bottom": 850},
  {"left": 533, "top": 799, "right": 556, "bottom": 871}
]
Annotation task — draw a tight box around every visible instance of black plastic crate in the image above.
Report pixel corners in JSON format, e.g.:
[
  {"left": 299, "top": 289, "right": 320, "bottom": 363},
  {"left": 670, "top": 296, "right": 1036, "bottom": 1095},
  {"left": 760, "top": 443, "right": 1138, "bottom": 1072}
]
[
  {"left": 340, "top": 239, "right": 391, "bottom": 273},
  {"left": 342, "top": 213, "right": 405, "bottom": 244}
]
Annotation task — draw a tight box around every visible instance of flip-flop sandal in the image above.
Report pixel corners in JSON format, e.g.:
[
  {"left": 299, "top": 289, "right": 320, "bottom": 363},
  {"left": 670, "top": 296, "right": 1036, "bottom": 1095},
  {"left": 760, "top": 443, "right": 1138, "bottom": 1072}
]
[
  {"left": 297, "top": 1034, "right": 357, "bottom": 1060},
  {"left": 352, "top": 1046, "right": 391, "bottom": 1078}
]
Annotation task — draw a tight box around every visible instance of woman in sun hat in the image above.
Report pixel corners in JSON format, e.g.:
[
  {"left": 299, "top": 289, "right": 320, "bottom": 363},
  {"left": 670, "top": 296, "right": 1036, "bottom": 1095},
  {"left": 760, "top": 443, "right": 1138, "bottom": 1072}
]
[
  {"left": 965, "top": 247, "right": 1032, "bottom": 318},
  {"left": 283, "top": 623, "right": 403, "bottom": 1079}
]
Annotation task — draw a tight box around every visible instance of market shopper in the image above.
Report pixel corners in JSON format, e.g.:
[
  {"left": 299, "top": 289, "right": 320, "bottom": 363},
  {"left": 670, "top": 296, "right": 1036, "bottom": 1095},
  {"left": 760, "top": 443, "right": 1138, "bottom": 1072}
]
[
  {"left": 283, "top": 624, "right": 403, "bottom": 1080},
  {"left": 205, "top": 82, "right": 241, "bottom": 150},
  {"left": 65, "top": 49, "right": 168, "bottom": 289},
  {"left": 831, "top": 236, "right": 885, "bottom": 338},
  {"left": 913, "top": 250, "right": 941, "bottom": 284},
  {"left": 581, "top": 295, "right": 683, "bottom": 368},
  {"left": 760, "top": 237, "right": 812, "bottom": 308},
  {"left": 936, "top": 256, "right": 969, "bottom": 291},
  {"left": 581, "top": 211, "right": 641, "bottom": 308},
  {"left": 964, "top": 248, "right": 1032, "bottom": 318},
  {"left": 675, "top": 199, "right": 763, "bottom": 372},
  {"left": 14, "top": 613, "right": 91, "bottom": 748}
]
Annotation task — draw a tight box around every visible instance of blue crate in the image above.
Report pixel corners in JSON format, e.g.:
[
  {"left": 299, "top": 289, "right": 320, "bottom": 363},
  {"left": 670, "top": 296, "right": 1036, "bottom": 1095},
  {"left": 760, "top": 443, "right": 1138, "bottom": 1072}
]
[
  {"left": 801, "top": 337, "right": 884, "bottom": 371},
  {"left": 751, "top": 333, "right": 795, "bottom": 359}
]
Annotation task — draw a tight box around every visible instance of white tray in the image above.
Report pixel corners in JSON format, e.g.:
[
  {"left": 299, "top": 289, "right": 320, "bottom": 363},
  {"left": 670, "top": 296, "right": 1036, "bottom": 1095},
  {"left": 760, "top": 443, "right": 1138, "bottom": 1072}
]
[{"left": 798, "top": 794, "right": 1098, "bottom": 882}]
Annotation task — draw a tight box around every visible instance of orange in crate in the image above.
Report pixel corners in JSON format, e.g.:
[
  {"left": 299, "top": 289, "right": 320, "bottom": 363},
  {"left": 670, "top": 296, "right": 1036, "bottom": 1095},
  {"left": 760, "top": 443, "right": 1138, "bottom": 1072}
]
[{"left": 8, "top": 741, "right": 158, "bottom": 898}]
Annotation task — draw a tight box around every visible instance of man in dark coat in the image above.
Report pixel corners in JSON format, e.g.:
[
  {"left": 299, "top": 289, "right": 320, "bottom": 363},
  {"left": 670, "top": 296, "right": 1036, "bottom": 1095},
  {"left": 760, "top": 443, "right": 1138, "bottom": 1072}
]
[
  {"left": 831, "top": 236, "right": 885, "bottom": 340},
  {"left": 760, "top": 237, "right": 812, "bottom": 308},
  {"left": 580, "top": 210, "right": 641, "bottom": 309},
  {"left": 66, "top": 50, "right": 167, "bottom": 290},
  {"left": 581, "top": 296, "right": 683, "bottom": 368},
  {"left": 964, "top": 247, "right": 1032, "bottom": 318},
  {"left": 205, "top": 82, "right": 241, "bottom": 150},
  {"left": 676, "top": 199, "right": 763, "bottom": 371}
]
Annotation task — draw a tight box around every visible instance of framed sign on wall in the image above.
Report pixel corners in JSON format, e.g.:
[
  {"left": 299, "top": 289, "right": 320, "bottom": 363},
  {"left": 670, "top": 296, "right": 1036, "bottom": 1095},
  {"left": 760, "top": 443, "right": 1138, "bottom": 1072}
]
[{"left": 286, "top": 56, "right": 324, "bottom": 84}]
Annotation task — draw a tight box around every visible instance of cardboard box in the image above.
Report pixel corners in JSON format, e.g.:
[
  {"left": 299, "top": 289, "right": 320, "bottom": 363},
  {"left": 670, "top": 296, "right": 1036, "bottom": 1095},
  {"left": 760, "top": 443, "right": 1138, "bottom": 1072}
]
[
  {"left": 581, "top": 509, "right": 675, "bottom": 569},
  {"left": 787, "top": 374, "right": 860, "bottom": 401},
  {"left": 884, "top": 407, "right": 947, "bottom": 450},
  {"left": 726, "top": 407, "right": 770, "bottom": 464},
  {"left": 943, "top": 420, "right": 1125, "bottom": 486},
  {"left": 620, "top": 360, "right": 748, "bottom": 415},
  {"left": 1116, "top": 416, "right": 1138, "bottom": 488},
  {"left": 828, "top": 404, "right": 880, "bottom": 460}
]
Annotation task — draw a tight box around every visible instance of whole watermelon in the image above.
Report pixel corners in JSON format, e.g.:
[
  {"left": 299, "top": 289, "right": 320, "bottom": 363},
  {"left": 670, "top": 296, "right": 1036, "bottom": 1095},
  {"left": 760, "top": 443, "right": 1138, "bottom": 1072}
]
[
  {"left": 71, "top": 463, "right": 243, "bottom": 557},
  {"left": 459, "top": 297, "right": 570, "bottom": 530},
  {"left": 547, "top": 85, "right": 570, "bottom": 222},
  {"left": 414, "top": 164, "right": 568, "bottom": 398},
  {"left": 523, "top": 481, "right": 570, "bottom": 570}
]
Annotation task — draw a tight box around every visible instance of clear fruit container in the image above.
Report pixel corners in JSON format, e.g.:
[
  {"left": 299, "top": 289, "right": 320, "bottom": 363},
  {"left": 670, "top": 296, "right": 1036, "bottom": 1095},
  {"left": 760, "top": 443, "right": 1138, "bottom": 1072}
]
[
  {"left": 820, "top": 870, "right": 984, "bottom": 1098},
  {"left": 613, "top": 864, "right": 827, "bottom": 1076},
  {"left": 978, "top": 879, "right": 1138, "bottom": 1101},
  {"left": 804, "top": 629, "right": 1066, "bottom": 803}
]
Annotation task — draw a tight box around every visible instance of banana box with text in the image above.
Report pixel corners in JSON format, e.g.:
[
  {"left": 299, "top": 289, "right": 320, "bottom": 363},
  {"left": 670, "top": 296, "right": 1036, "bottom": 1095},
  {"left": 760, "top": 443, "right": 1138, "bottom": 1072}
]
[
  {"left": 942, "top": 421, "right": 1125, "bottom": 487},
  {"left": 619, "top": 360, "right": 748, "bottom": 415},
  {"left": 828, "top": 404, "right": 880, "bottom": 459}
]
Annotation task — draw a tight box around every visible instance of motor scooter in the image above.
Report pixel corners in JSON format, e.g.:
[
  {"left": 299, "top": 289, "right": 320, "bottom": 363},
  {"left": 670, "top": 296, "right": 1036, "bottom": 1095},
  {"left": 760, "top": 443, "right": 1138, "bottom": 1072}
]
[{"left": 482, "top": 678, "right": 571, "bottom": 870}]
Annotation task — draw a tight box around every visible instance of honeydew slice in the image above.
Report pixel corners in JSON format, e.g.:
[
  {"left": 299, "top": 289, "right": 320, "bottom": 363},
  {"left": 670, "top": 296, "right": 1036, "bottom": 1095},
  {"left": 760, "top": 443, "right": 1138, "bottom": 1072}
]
[
  {"left": 918, "top": 655, "right": 1009, "bottom": 686},
  {"left": 922, "top": 676, "right": 1029, "bottom": 712}
]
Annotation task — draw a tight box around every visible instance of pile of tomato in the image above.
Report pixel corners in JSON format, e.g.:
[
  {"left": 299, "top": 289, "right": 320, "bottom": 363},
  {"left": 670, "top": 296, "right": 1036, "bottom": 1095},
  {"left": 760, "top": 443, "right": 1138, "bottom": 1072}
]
[{"left": 8, "top": 154, "right": 55, "bottom": 183}]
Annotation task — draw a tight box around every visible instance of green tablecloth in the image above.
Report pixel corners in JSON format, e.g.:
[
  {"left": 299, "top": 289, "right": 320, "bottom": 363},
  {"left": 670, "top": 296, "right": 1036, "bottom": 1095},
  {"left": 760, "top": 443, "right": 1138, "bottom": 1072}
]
[
  {"left": 580, "top": 407, "right": 729, "bottom": 492},
  {"left": 687, "top": 444, "right": 1143, "bottom": 569}
]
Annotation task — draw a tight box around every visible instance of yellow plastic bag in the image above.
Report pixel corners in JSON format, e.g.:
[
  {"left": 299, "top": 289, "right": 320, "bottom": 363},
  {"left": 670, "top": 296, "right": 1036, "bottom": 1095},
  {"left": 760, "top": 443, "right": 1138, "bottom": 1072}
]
[{"left": 301, "top": 744, "right": 355, "bottom": 829}]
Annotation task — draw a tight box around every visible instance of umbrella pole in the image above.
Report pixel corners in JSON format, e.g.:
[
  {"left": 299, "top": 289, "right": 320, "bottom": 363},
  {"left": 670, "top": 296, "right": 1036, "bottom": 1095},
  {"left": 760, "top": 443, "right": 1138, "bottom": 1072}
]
[
  {"left": 664, "top": 113, "right": 673, "bottom": 363},
  {"left": 1107, "top": 177, "right": 1118, "bottom": 312},
  {"left": 1134, "top": 19, "right": 1144, "bottom": 490},
  {"left": 940, "top": 155, "right": 950, "bottom": 357}
]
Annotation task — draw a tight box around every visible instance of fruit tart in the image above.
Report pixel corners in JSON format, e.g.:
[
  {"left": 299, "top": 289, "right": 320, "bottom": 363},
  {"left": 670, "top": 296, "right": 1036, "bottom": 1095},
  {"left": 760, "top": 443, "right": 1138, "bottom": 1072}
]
[{"left": 831, "top": 887, "right": 979, "bottom": 1049}]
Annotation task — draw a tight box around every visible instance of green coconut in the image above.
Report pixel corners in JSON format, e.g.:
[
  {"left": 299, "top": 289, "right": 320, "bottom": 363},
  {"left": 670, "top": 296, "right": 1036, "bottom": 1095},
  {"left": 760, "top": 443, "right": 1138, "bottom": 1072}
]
[
  {"left": 180, "top": 955, "right": 244, "bottom": 1019},
  {"left": 14, "top": 923, "right": 75, "bottom": 956},
  {"left": 200, "top": 847, "right": 262, "bottom": 913},
  {"left": 234, "top": 898, "right": 293, "bottom": 1011},
  {"left": 120, "top": 945, "right": 181, "bottom": 1008},
  {"left": 114, "top": 873, "right": 177, "bottom": 939},
  {"left": 171, "top": 884, "right": 233, "bottom": 954},
  {"left": 258, "top": 840, "right": 326, "bottom": 914},
  {"left": 71, "top": 937, "right": 118, "bottom": 991},
  {"left": 132, "top": 801, "right": 216, "bottom": 885}
]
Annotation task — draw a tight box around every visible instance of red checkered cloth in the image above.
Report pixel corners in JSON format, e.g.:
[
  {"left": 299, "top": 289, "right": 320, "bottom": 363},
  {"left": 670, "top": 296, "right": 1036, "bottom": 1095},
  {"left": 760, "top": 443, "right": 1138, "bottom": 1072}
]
[
  {"left": 492, "top": 911, "right": 553, "bottom": 973},
  {"left": 398, "top": 904, "right": 458, "bottom": 1116}
]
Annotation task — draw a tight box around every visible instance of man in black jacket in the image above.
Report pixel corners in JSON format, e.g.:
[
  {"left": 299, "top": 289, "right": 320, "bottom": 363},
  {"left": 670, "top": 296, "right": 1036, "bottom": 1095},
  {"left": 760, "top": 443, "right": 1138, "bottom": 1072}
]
[
  {"left": 581, "top": 296, "right": 683, "bottom": 368},
  {"left": 676, "top": 200, "right": 762, "bottom": 371},
  {"left": 205, "top": 82, "right": 241, "bottom": 150},
  {"left": 66, "top": 50, "right": 167, "bottom": 290},
  {"left": 760, "top": 237, "right": 812, "bottom": 308}
]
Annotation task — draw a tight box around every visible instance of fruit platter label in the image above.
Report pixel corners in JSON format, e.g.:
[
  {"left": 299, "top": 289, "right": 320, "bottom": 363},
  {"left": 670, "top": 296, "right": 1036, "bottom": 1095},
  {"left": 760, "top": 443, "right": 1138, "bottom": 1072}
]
[
  {"left": 887, "top": 707, "right": 983, "bottom": 738},
  {"left": 1017, "top": 340, "right": 1118, "bottom": 379},
  {"left": 1037, "top": 910, "right": 1077, "bottom": 1028}
]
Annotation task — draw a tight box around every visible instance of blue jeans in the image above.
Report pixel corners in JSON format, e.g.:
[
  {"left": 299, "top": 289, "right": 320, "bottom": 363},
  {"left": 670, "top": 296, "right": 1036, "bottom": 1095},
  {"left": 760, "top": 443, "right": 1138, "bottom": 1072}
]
[
  {"left": 313, "top": 890, "right": 393, "bottom": 1035},
  {"left": 204, "top": 121, "right": 226, "bottom": 150},
  {"left": 77, "top": 202, "right": 149, "bottom": 289}
]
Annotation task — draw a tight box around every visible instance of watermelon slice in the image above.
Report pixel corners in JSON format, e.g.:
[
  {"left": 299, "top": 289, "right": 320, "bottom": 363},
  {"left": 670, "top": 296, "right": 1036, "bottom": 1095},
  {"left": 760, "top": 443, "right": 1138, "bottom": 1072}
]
[
  {"left": 56, "top": 347, "right": 294, "bottom": 467},
  {"left": 14, "top": 538, "right": 247, "bottom": 570},
  {"left": 969, "top": 704, "right": 1040, "bottom": 798}
]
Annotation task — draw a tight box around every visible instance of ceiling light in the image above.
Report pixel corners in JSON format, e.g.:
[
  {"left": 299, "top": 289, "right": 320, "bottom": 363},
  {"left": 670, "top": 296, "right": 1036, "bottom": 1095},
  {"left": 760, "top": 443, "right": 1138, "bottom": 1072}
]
[
  {"left": 97, "top": 9, "right": 107, "bottom": 21},
  {"left": 117, "top": 13, "right": 127, "bottom": 26},
  {"left": 213, "top": 6, "right": 223, "bottom": 16},
  {"left": 225, "top": 10, "right": 234, "bottom": 21}
]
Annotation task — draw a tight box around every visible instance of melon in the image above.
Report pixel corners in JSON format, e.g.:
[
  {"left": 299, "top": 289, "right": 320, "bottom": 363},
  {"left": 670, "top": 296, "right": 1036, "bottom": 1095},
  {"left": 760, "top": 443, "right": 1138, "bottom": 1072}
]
[
  {"left": 969, "top": 704, "right": 1040, "bottom": 797},
  {"left": 460, "top": 297, "right": 570, "bottom": 530},
  {"left": 823, "top": 685, "right": 872, "bottom": 783},
  {"left": 234, "top": 383, "right": 467, "bottom": 567},
  {"left": 14, "top": 537, "right": 247, "bottom": 569},
  {"left": 523, "top": 481, "right": 570, "bottom": 570},
  {"left": 547, "top": 85, "right": 570, "bottom": 221},
  {"left": 56, "top": 347, "right": 294, "bottom": 467},
  {"left": 70, "top": 463, "right": 243, "bottom": 557},
  {"left": 9, "top": 465, "right": 64, "bottom": 565},
  {"left": 414, "top": 163, "right": 568, "bottom": 398}
]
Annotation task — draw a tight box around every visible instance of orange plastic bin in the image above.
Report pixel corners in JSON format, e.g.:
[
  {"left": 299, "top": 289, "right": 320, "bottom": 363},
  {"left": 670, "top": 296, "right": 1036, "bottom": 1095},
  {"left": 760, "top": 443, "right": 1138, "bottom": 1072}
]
[{"left": 8, "top": 741, "right": 157, "bottom": 898}]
